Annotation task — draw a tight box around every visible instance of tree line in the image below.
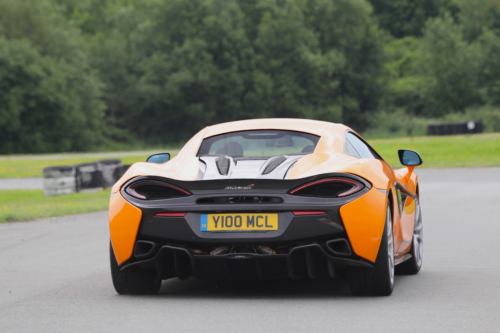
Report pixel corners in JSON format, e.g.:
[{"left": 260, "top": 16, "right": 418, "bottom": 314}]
[{"left": 1, "top": 0, "right": 499, "bottom": 153}]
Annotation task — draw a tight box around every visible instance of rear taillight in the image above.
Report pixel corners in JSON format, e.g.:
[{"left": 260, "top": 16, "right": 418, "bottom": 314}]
[
  {"left": 125, "top": 181, "right": 191, "bottom": 200},
  {"left": 155, "top": 212, "right": 187, "bottom": 217},
  {"left": 292, "top": 211, "right": 326, "bottom": 216},
  {"left": 289, "top": 178, "right": 362, "bottom": 198}
]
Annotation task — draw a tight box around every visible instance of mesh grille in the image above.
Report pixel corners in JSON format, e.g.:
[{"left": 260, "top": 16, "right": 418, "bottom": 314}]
[
  {"left": 197, "top": 196, "right": 283, "bottom": 204},
  {"left": 291, "top": 181, "right": 358, "bottom": 198},
  {"left": 263, "top": 155, "right": 287, "bottom": 175},
  {"left": 132, "top": 184, "right": 189, "bottom": 200}
]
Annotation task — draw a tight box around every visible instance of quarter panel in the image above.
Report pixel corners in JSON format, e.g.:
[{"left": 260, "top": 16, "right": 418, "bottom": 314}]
[
  {"left": 109, "top": 193, "right": 143, "bottom": 265},
  {"left": 339, "top": 187, "right": 387, "bottom": 262},
  {"left": 397, "top": 197, "right": 416, "bottom": 253}
]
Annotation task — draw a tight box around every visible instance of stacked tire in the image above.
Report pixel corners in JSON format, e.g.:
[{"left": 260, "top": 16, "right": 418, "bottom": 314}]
[
  {"left": 427, "top": 121, "right": 483, "bottom": 136},
  {"left": 43, "top": 159, "right": 130, "bottom": 196}
]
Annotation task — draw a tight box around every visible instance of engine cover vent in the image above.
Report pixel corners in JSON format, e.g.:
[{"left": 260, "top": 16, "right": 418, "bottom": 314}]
[
  {"left": 216, "top": 156, "right": 230, "bottom": 175},
  {"left": 262, "top": 155, "right": 287, "bottom": 175}
]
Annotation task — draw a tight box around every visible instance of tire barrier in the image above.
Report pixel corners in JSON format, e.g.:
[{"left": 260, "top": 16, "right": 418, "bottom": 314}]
[
  {"left": 43, "top": 166, "right": 77, "bottom": 196},
  {"left": 427, "top": 121, "right": 483, "bottom": 136},
  {"left": 43, "top": 160, "right": 131, "bottom": 196}
]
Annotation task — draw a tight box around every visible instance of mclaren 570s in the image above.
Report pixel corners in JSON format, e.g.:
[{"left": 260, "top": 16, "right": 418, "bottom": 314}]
[{"left": 109, "top": 119, "right": 423, "bottom": 296}]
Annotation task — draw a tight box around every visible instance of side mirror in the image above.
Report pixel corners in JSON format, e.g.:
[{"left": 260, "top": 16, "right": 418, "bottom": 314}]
[
  {"left": 146, "top": 153, "right": 170, "bottom": 164},
  {"left": 398, "top": 150, "right": 422, "bottom": 183},
  {"left": 398, "top": 150, "right": 423, "bottom": 166}
]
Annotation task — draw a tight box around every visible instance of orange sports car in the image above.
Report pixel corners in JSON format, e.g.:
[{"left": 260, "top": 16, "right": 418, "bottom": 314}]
[{"left": 109, "top": 119, "right": 423, "bottom": 296}]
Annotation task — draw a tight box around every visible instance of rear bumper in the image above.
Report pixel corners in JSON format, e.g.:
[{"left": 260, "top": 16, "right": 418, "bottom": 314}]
[
  {"left": 109, "top": 173, "right": 387, "bottom": 270},
  {"left": 123, "top": 243, "right": 372, "bottom": 281}
]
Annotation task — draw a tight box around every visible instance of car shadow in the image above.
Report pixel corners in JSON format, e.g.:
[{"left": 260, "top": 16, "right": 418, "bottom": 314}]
[
  {"left": 131, "top": 271, "right": 425, "bottom": 300},
  {"left": 156, "top": 276, "right": 353, "bottom": 299},
  {"left": 113, "top": 272, "right": 426, "bottom": 300}
]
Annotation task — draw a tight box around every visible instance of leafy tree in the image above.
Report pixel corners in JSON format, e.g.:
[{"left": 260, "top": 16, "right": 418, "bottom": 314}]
[
  {"left": 303, "top": 0, "right": 385, "bottom": 127},
  {"left": 112, "top": 0, "right": 385, "bottom": 143},
  {"left": 248, "top": 0, "right": 344, "bottom": 121},
  {"left": 382, "top": 36, "right": 425, "bottom": 113},
  {"left": 0, "top": 0, "right": 104, "bottom": 153},
  {"left": 452, "top": 0, "right": 500, "bottom": 41},
  {"left": 477, "top": 31, "right": 500, "bottom": 105},
  {"left": 367, "top": 0, "right": 446, "bottom": 37},
  {"left": 3, "top": 0, "right": 499, "bottom": 153},
  {"left": 126, "top": 0, "right": 252, "bottom": 143},
  {"left": 416, "top": 14, "right": 483, "bottom": 116}
]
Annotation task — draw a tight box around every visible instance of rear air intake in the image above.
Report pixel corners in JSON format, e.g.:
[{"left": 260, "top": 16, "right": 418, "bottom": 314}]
[
  {"left": 197, "top": 196, "right": 283, "bottom": 204},
  {"left": 326, "top": 239, "right": 352, "bottom": 257},
  {"left": 289, "top": 178, "right": 362, "bottom": 198},
  {"left": 125, "top": 181, "right": 191, "bottom": 200}
]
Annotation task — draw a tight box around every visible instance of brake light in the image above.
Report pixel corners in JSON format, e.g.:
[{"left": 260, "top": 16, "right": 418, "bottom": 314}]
[
  {"left": 155, "top": 212, "right": 187, "bottom": 217},
  {"left": 125, "top": 181, "right": 191, "bottom": 200},
  {"left": 289, "top": 178, "right": 362, "bottom": 198}
]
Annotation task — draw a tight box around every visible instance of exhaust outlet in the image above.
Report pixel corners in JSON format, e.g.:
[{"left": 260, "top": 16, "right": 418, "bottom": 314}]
[
  {"left": 326, "top": 239, "right": 352, "bottom": 257},
  {"left": 134, "top": 240, "right": 159, "bottom": 259}
]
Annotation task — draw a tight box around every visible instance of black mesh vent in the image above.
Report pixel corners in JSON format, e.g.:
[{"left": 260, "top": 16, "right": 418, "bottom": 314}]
[
  {"left": 216, "top": 156, "right": 230, "bottom": 175},
  {"left": 263, "top": 155, "right": 287, "bottom": 175},
  {"left": 197, "top": 196, "right": 283, "bottom": 204},
  {"left": 131, "top": 184, "right": 190, "bottom": 200},
  {"left": 291, "top": 181, "right": 359, "bottom": 198}
]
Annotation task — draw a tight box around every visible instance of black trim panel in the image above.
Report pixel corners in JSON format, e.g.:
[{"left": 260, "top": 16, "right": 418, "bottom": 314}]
[{"left": 122, "top": 244, "right": 373, "bottom": 281}]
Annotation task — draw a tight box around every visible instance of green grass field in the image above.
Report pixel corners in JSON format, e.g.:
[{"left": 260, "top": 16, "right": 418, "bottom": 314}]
[
  {"left": 0, "top": 190, "right": 110, "bottom": 223},
  {"left": 370, "top": 133, "right": 500, "bottom": 168}
]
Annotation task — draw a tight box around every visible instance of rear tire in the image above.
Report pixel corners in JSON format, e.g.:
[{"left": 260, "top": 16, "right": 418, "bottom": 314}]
[
  {"left": 110, "top": 243, "right": 161, "bottom": 295},
  {"left": 396, "top": 198, "right": 423, "bottom": 275},
  {"left": 348, "top": 203, "right": 394, "bottom": 296}
]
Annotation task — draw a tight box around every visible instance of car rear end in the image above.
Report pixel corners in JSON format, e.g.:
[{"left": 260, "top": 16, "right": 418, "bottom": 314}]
[{"left": 110, "top": 173, "right": 380, "bottom": 282}]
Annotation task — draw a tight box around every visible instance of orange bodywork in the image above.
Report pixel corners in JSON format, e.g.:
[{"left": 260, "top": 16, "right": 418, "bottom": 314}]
[
  {"left": 397, "top": 197, "right": 416, "bottom": 253},
  {"left": 109, "top": 118, "right": 420, "bottom": 264},
  {"left": 109, "top": 193, "right": 143, "bottom": 265},
  {"left": 339, "top": 188, "right": 388, "bottom": 262}
]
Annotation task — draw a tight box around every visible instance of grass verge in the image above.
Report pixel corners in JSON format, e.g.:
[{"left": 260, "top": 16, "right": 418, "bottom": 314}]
[
  {"left": 0, "top": 190, "right": 109, "bottom": 223},
  {"left": 0, "top": 154, "right": 152, "bottom": 178},
  {"left": 369, "top": 133, "right": 500, "bottom": 168}
]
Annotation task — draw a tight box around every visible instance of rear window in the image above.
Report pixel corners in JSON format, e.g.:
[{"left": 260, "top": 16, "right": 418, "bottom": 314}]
[{"left": 197, "top": 130, "right": 320, "bottom": 158}]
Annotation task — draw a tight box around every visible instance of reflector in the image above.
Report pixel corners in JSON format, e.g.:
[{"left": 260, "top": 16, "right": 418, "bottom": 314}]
[
  {"left": 154, "top": 212, "right": 187, "bottom": 217},
  {"left": 292, "top": 211, "right": 326, "bottom": 216}
]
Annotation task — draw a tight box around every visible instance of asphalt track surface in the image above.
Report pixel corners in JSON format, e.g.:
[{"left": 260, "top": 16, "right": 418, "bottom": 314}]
[
  {"left": 1, "top": 168, "right": 499, "bottom": 332},
  {"left": 0, "top": 178, "right": 43, "bottom": 190}
]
